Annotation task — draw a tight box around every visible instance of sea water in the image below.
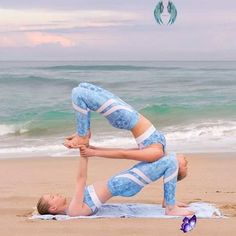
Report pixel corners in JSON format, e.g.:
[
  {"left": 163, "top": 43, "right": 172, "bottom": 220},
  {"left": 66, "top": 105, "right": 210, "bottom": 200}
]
[{"left": 0, "top": 61, "right": 235, "bottom": 158}]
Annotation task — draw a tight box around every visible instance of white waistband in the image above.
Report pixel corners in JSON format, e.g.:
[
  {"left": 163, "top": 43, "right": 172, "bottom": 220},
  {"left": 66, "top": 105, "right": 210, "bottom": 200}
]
[
  {"left": 135, "top": 125, "right": 156, "bottom": 144},
  {"left": 87, "top": 185, "right": 102, "bottom": 209}
]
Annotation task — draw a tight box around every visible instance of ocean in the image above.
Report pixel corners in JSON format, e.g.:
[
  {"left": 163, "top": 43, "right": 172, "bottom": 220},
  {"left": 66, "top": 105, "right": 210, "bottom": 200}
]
[{"left": 0, "top": 61, "right": 235, "bottom": 158}]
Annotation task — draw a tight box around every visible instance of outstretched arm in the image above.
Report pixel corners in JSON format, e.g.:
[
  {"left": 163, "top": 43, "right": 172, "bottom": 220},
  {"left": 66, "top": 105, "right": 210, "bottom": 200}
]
[
  {"left": 80, "top": 145, "right": 164, "bottom": 162},
  {"left": 67, "top": 147, "right": 89, "bottom": 216},
  {"left": 89, "top": 145, "right": 139, "bottom": 151}
]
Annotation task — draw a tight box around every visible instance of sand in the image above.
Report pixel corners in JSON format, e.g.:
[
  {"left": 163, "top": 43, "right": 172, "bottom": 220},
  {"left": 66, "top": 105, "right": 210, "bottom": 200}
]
[{"left": 0, "top": 153, "right": 236, "bottom": 236}]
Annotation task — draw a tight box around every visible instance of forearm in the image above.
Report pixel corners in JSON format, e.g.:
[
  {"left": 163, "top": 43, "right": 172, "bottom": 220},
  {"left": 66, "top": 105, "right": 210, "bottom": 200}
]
[
  {"left": 93, "top": 147, "right": 163, "bottom": 162},
  {"left": 67, "top": 155, "right": 88, "bottom": 216},
  {"left": 89, "top": 145, "right": 138, "bottom": 151},
  {"left": 77, "top": 156, "right": 88, "bottom": 181}
]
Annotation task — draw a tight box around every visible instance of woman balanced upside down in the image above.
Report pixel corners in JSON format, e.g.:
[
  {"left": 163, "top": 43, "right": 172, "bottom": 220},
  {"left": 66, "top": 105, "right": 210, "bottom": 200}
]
[{"left": 63, "top": 82, "right": 166, "bottom": 162}]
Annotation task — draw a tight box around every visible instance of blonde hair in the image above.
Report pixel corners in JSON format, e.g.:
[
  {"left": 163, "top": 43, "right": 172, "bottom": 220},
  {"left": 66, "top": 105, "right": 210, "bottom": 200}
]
[{"left": 37, "top": 196, "right": 50, "bottom": 215}]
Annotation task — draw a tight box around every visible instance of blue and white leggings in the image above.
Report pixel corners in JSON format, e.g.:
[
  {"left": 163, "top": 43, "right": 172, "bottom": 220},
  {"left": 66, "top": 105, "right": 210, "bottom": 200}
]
[
  {"left": 84, "top": 153, "right": 178, "bottom": 213},
  {"left": 107, "top": 153, "right": 178, "bottom": 206},
  {"left": 71, "top": 82, "right": 166, "bottom": 149},
  {"left": 72, "top": 82, "right": 139, "bottom": 136}
]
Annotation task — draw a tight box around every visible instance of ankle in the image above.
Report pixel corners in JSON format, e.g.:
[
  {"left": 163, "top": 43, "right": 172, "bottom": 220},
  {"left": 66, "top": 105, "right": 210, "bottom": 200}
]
[
  {"left": 76, "top": 134, "right": 89, "bottom": 140},
  {"left": 166, "top": 204, "right": 176, "bottom": 210},
  {"left": 75, "top": 135, "right": 90, "bottom": 146}
]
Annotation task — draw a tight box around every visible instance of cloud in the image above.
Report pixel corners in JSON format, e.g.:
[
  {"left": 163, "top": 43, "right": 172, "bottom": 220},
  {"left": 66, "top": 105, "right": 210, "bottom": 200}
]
[
  {"left": 0, "top": 32, "right": 76, "bottom": 48},
  {"left": 0, "top": 9, "right": 140, "bottom": 34},
  {"left": 0, "top": 35, "right": 17, "bottom": 47},
  {"left": 25, "top": 32, "right": 75, "bottom": 47},
  {"left": 0, "top": 1, "right": 235, "bottom": 60},
  {"left": 0, "top": 8, "right": 142, "bottom": 49},
  {"left": 0, "top": 0, "right": 149, "bottom": 11}
]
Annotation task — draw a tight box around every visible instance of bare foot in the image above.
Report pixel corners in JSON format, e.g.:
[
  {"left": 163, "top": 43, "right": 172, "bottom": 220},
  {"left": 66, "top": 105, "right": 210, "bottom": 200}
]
[
  {"left": 165, "top": 206, "right": 195, "bottom": 216},
  {"left": 64, "top": 135, "right": 89, "bottom": 148},
  {"left": 162, "top": 201, "right": 189, "bottom": 208},
  {"left": 176, "top": 201, "right": 189, "bottom": 207}
]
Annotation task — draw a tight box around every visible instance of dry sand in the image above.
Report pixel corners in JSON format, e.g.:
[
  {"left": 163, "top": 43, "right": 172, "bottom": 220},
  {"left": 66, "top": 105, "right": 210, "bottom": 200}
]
[{"left": 0, "top": 153, "right": 236, "bottom": 236}]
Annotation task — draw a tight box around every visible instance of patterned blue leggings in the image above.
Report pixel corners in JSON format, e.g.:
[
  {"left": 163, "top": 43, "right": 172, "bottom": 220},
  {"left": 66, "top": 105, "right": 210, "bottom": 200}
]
[
  {"left": 107, "top": 153, "right": 178, "bottom": 205},
  {"left": 72, "top": 82, "right": 139, "bottom": 136},
  {"left": 71, "top": 83, "right": 166, "bottom": 149}
]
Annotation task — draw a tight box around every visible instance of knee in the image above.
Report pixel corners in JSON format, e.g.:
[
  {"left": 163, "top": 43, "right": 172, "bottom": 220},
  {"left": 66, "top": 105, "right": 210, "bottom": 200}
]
[
  {"left": 166, "top": 154, "right": 178, "bottom": 168},
  {"left": 159, "top": 153, "right": 177, "bottom": 167},
  {"left": 149, "top": 147, "right": 164, "bottom": 162},
  {"left": 71, "top": 87, "right": 79, "bottom": 101},
  {"left": 156, "top": 148, "right": 164, "bottom": 161},
  {"left": 71, "top": 86, "right": 85, "bottom": 105}
]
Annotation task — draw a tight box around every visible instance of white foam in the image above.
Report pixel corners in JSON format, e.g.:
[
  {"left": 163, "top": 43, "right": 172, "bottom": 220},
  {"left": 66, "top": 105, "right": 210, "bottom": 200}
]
[
  {"left": 0, "top": 135, "right": 136, "bottom": 158},
  {"left": 0, "top": 144, "right": 63, "bottom": 154},
  {"left": 164, "top": 120, "right": 236, "bottom": 152},
  {"left": 0, "top": 124, "right": 15, "bottom": 136},
  {"left": 164, "top": 120, "right": 236, "bottom": 141},
  {"left": 0, "top": 120, "right": 235, "bottom": 158},
  {"left": 0, "top": 124, "right": 28, "bottom": 136}
]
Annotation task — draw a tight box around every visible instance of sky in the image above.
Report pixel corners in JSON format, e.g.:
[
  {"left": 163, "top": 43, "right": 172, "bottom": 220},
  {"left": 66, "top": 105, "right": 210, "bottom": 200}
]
[{"left": 0, "top": 0, "right": 235, "bottom": 60}]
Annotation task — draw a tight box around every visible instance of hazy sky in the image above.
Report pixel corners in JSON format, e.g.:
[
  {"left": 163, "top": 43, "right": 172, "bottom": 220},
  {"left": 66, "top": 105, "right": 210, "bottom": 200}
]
[{"left": 0, "top": 0, "right": 235, "bottom": 60}]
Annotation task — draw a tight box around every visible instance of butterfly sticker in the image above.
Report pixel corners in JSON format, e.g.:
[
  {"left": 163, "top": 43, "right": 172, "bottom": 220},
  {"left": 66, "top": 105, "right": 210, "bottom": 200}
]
[{"left": 180, "top": 215, "right": 197, "bottom": 233}]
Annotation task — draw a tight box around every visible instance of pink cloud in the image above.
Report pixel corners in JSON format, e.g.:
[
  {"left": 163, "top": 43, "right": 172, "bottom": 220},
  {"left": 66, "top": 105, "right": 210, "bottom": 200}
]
[
  {"left": 0, "top": 36, "right": 17, "bottom": 47},
  {"left": 26, "top": 32, "right": 75, "bottom": 47}
]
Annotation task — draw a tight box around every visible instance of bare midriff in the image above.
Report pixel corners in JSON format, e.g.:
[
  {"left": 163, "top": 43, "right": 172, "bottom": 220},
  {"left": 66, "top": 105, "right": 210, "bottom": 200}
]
[
  {"left": 93, "top": 181, "right": 112, "bottom": 203},
  {"left": 131, "top": 114, "right": 153, "bottom": 138}
]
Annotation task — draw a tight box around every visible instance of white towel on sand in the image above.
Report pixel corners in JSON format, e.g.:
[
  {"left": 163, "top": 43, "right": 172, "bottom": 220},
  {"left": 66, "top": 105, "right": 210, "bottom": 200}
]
[{"left": 30, "top": 202, "right": 223, "bottom": 221}]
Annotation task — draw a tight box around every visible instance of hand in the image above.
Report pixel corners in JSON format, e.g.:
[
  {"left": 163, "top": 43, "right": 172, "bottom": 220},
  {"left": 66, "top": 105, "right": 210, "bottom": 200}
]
[
  {"left": 79, "top": 146, "right": 96, "bottom": 157},
  {"left": 88, "top": 145, "right": 97, "bottom": 149}
]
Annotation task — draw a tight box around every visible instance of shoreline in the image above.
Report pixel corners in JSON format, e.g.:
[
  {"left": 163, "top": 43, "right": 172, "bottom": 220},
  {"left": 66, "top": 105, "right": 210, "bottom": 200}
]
[{"left": 0, "top": 151, "right": 235, "bottom": 160}]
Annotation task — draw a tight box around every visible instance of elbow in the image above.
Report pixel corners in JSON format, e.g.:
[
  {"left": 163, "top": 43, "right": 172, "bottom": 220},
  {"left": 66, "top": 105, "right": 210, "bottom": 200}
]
[
  {"left": 148, "top": 149, "right": 164, "bottom": 162},
  {"left": 67, "top": 212, "right": 79, "bottom": 217},
  {"left": 119, "top": 150, "right": 127, "bottom": 159},
  {"left": 67, "top": 209, "right": 83, "bottom": 217},
  {"left": 71, "top": 87, "right": 79, "bottom": 104}
]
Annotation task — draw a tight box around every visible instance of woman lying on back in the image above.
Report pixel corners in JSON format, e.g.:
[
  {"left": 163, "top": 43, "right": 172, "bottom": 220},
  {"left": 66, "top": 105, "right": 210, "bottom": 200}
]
[{"left": 37, "top": 147, "right": 194, "bottom": 217}]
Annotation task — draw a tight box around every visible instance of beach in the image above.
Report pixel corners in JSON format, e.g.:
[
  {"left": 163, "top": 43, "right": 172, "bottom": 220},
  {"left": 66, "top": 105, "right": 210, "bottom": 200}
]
[
  {"left": 1, "top": 0, "right": 236, "bottom": 234},
  {"left": 0, "top": 152, "right": 235, "bottom": 236},
  {"left": 0, "top": 61, "right": 235, "bottom": 235}
]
